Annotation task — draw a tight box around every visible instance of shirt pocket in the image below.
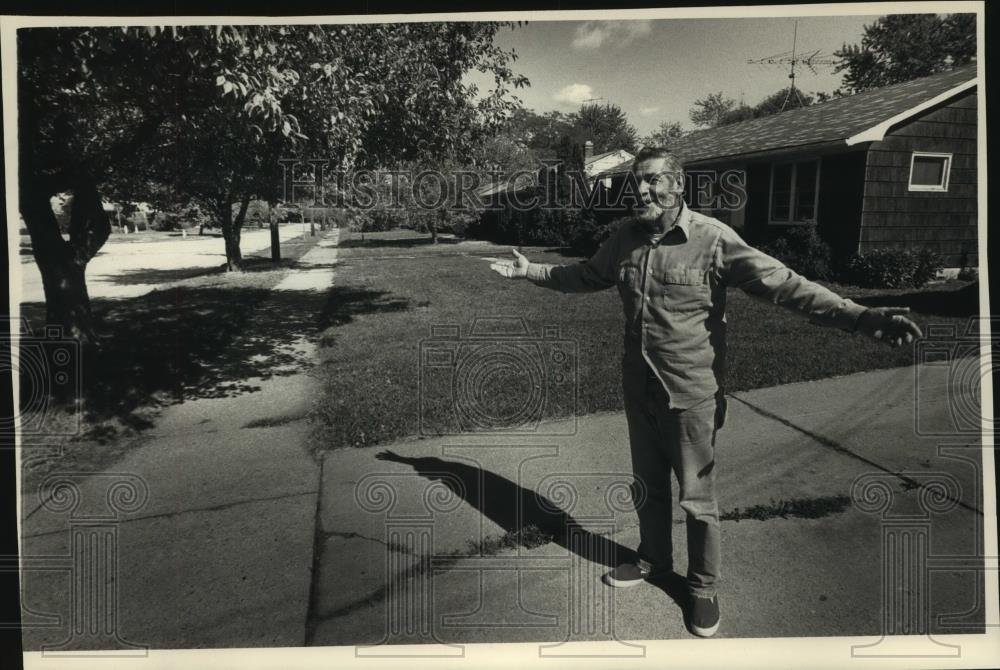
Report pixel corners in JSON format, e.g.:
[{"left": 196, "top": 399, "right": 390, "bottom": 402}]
[{"left": 662, "top": 267, "right": 710, "bottom": 312}]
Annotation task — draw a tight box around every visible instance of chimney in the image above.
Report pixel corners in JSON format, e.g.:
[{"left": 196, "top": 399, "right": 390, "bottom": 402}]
[{"left": 584, "top": 140, "right": 593, "bottom": 160}]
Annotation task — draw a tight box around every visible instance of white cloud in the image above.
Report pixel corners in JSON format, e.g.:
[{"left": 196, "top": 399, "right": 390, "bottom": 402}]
[
  {"left": 571, "top": 20, "right": 652, "bottom": 49},
  {"left": 553, "top": 83, "right": 594, "bottom": 106},
  {"left": 639, "top": 105, "right": 661, "bottom": 117}
]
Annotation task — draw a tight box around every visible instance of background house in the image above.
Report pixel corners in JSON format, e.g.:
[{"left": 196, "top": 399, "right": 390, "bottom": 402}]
[
  {"left": 598, "top": 65, "right": 978, "bottom": 269},
  {"left": 476, "top": 141, "right": 634, "bottom": 203}
]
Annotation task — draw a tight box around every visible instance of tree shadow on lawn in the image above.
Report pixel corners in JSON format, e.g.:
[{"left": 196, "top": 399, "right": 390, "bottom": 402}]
[
  {"left": 18, "top": 283, "right": 412, "bottom": 435},
  {"left": 105, "top": 266, "right": 223, "bottom": 285},
  {"left": 105, "top": 253, "right": 318, "bottom": 286},
  {"left": 851, "top": 281, "right": 979, "bottom": 318},
  {"left": 374, "top": 450, "right": 638, "bottom": 569},
  {"left": 338, "top": 235, "right": 461, "bottom": 249}
]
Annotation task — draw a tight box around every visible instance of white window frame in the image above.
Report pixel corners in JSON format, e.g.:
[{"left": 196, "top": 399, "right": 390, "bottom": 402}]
[
  {"left": 908, "top": 151, "right": 952, "bottom": 192},
  {"left": 768, "top": 159, "right": 821, "bottom": 226}
]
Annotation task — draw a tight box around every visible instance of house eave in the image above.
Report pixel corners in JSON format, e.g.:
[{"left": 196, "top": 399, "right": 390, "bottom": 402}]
[
  {"left": 844, "top": 79, "right": 977, "bottom": 146},
  {"left": 681, "top": 139, "right": 856, "bottom": 167}
]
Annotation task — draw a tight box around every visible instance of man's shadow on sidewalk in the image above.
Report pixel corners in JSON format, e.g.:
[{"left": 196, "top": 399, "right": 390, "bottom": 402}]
[{"left": 374, "top": 450, "right": 689, "bottom": 612}]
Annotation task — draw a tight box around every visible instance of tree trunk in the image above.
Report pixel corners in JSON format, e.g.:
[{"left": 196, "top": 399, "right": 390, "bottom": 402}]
[
  {"left": 269, "top": 203, "right": 281, "bottom": 262},
  {"left": 20, "top": 180, "right": 109, "bottom": 345},
  {"left": 221, "top": 195, "right": 251, "bottom": 272}
]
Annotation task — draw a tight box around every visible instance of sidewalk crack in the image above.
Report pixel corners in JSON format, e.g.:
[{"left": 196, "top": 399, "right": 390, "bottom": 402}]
[
  {"left": 728, "top": 393, "right": 982, "bottom": 516},
  {"left": 320, "top": 529, "right": 419, "bottom": 555}
]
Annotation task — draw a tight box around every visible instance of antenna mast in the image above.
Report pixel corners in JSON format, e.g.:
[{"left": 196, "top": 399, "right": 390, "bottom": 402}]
[{"left": 747, "top": 20, "right": 837, "bottom": 111}]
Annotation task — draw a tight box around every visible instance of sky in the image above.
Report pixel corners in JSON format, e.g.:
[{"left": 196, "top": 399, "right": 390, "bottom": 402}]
[{"left": 465, "top": 15, "right": 878, "bottom": 137}]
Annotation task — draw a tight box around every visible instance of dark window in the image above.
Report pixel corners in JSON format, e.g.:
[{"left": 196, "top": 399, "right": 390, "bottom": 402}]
[
  {"left": 909, "top": 153, "right": 951, "bottom": 191},
  {"left": 793, "top": 160, "right": 818, "bottom": 221},
  {"left": 770, "top": 160, "right": 819, "bottom": 224},
  {"left": 770, "top": 163, "right": 793, "bottom": 221}
]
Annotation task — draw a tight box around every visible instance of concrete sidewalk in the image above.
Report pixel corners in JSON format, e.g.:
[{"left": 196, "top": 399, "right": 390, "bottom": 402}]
[
  {"left": 16, "top": 224, "right": 308, "bottom": 302},
  {"left": 19, "top": 295, "right": 987, "bottom": 649},
  {"left": 19, "top": 229, "right": 342, "bottom": 650},
  {"left": 308, "top": 362, "right": 985, "bottom": 646}
]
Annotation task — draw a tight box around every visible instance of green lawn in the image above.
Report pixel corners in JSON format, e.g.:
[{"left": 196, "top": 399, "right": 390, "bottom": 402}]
[{"left": 309, "top": 229, "right": 978, "bottom": 452}]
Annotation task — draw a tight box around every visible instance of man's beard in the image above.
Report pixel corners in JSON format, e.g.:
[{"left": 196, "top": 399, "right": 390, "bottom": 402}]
[{"left": 635, "top": 200, "right": 664, "bottom": 227}]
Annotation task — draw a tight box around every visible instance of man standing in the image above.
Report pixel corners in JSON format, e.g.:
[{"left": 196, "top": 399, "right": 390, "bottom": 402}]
[{"left": 489, "top": 147, "right": 921, "bottom": 638}]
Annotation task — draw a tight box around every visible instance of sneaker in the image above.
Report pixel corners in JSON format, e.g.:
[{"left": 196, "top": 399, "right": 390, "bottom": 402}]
[
  {"left": 689, "top": 594, "right": 720, "bottom": 637},
  {"left": 602, "top": 561, "right": 669, "bottom": 588}
]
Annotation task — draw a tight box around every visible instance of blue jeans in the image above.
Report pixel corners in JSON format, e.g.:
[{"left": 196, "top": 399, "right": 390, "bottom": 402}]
[{"left": 623, "top": 365, "right": 724, "bottom": 597}]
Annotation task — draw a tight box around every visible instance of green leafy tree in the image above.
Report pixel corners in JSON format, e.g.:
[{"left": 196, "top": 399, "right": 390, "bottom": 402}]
[
  {"left": 500, "top": 108, "right": 576, "bottom": 159},
  {"left": 744, "top": 87, "right": 814, "bottom": 118},
  {"left": 639, "top": 121, "right": 686, "bottom": 149},
  {"left": 834, "top": 13, "right": 976, "bottom": 93},
  {"left": 18, "top": 23, "right": 527, "bottom": 342},
  {"left": 574, "top": 103, "right": 638, "bottom": 153},
  {"left": 689, "top": 92, "right": 737, "bottom": 128},
  {"left": 691, "top": 87, "right": 816, "bottom": 128}
]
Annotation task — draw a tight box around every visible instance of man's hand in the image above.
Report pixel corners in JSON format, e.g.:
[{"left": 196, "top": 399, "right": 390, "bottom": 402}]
[
  {"left": 856, "top": 307, "right": 923, "bottom": 347},
  {"left": 490, "top": 248, "right": 529, "bottom": 279}
]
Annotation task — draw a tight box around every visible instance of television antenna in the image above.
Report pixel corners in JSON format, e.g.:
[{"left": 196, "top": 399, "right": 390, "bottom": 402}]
[
  {"left": 747, "top": 20, "right": 837, "bottom": 111},
  {"left": 582, "top": 97, "right": 606, "bottom": 107}
]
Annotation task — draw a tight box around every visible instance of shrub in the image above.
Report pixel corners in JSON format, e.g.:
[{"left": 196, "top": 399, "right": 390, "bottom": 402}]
[
  {"left": 569, "top": 215, "right": 629, "bottom": 257},
  {"left": 409, "top": 210, "right": 472, "bottom": 237},
  {"left": 958, "top": 266, "right": 978, "bottom": 282},
  {"left": 841, "top": 247, "right": 943, "bottom": 288},
  {"left": 956, "top": 249, "right": 977, "bottom": 281},
  {"left": 150, "top": 211, "right": 183, "bottom": 231},
  {"left": 759, "top": 224, "right": 834, "bottom": 281},
  {"left": 346, "top": 209, "right": 397, "bottom": 233},
  {"left": 466, "top": 184, "right": 599, "bottom": 248},
  {"left": 912, "top": 247, "right": 944, "bottom": 287},
  {"left": 346, "top": 211, "right": 372, "bottom": 232},
  {"left": 367, "top": 209, "right": 399, "bottom": 231}
]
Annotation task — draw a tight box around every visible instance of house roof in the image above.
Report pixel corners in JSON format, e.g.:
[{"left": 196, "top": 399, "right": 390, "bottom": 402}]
[
  {"left": 595, "top": 64, "right": 977, "bottom": 176},
  {"left": 594, "top": 156, "right": 636, "bottom": 180},
  {"left": 474, "top": 147, "right": 634, "bottom": 197},
  {"left": 585, "top": 149, "right": 621, "bottom": 164}
]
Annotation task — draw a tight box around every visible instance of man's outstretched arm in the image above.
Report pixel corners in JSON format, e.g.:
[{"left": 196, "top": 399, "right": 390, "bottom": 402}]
[
  {"left": 490, "top": 230, "right": 620, "bottom": 293},
  {"left": 715, "top": 227, "right": 922, "bottom": 347}
]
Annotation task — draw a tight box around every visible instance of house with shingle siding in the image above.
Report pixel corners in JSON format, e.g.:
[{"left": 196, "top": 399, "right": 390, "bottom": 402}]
[{"left": 597, "top": 64, "right": 979, "bottom": 268}]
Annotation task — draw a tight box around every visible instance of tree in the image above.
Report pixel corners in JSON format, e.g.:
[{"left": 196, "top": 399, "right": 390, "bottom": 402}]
[
  {"left": 574, "top": 103, "right": 638, "bottom": 153},
  {"left": 501, "top": 108, "right": 576, "bottom": 158},
  {"left": 471, "top": 133, "right": 537, "bottom": 174},
  {"left": 734, "top": 87, "right": 814, "bottom": 121},
  {"left": 834, "top": 13, "right": 976, "bottom": 93},
  {"left": 690, "top": 92, "right": 737, "bottom": 128},
  {"left": 639, "top": 121, "right": 686, "bottom": 149},
  {"left": 18, "top": 23, "right": 528, "bottom": 341},
  {"left": 690, "top": 86, "right": 816, "bottom": 128}
]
